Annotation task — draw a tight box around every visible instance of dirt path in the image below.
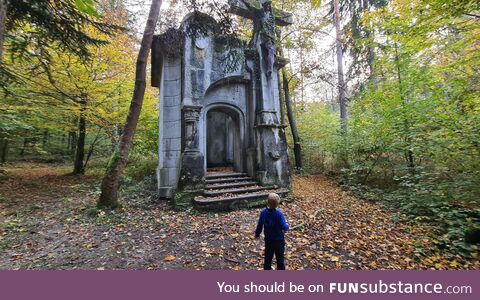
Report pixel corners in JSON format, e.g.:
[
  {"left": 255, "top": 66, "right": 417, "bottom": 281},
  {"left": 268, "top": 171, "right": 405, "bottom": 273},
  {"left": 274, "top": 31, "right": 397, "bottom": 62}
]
[{"left": 0, "top": 163, "right": 478, "bottom": 270}]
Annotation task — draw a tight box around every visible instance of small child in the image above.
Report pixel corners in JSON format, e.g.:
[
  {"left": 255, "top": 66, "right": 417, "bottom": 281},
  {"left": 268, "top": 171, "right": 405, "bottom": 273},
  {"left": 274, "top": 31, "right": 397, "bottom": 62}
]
[{"left": 255, "top": 193, "right": 289, "bottom": 270}]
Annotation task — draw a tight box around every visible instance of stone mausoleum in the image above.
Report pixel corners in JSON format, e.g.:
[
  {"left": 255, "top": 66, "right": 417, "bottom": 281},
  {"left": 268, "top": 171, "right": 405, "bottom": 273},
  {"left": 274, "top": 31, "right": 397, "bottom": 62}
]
[{"left": 151, "top": 0, "right": 292, "bottom": 209}]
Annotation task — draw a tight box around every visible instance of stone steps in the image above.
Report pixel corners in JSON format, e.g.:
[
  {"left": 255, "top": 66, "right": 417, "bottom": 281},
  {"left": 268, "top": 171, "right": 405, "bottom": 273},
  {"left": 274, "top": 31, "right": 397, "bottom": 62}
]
[
  {"left": 205, "top": 181, "right": 258, "bottom": 190},
  {"left": 205, "top": 176, "right": 251, "bottom": 185},
  {"left": 203, "top": 185, "right": 269, "bottom": 197},
  {"left": 205, "top": 172, "right": 247, "bottom": 180},
  {"left": 194, "top": 171, "right": 289, "bottom": 210},
  {"left": 194, "top": 188, "right": 289, "bottom": 210}
]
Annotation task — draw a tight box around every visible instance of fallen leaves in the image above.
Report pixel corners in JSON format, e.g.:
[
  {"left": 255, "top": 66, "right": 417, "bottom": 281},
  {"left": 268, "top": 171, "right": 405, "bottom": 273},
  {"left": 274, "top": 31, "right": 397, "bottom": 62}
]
[
  {"left": 163, "top": 255, "right": 176, "bottom": 261},
  {"left": 0, "top": 164, "right": 478, "bottom": 270}
]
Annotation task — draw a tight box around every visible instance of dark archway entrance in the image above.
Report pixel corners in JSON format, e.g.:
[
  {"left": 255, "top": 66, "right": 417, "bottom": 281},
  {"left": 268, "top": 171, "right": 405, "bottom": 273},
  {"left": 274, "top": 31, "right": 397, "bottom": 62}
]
[{"left": 206, "top": 107, "right": 243, "bottom": 171}]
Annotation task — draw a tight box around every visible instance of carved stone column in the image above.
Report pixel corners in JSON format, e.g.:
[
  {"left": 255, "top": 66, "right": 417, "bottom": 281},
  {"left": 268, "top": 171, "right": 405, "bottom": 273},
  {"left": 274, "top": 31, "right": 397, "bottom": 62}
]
[
  {"left": 253, "top": 36, "right": 291, "bottom": 188},
  {"left": 177, "top": 105, "right": 205, "bottom": 206},
  {"left": 183, "top": 105, "right": 201, "bottom": 153}
]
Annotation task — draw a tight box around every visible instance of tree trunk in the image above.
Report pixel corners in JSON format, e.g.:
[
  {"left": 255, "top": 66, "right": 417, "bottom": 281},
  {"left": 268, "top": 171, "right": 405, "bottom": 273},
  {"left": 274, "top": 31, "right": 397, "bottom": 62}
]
[
  {"left": 299, "top": 46, "right": 305, "bottom": 111},
  {"left": 98, "top": 0, "right": 163, "bottom": 209},
  {"left": 71, "top": 132, "right": 77, "bottom": 156},
  {"left": 68, "top": 132, "right": 78, "bottom": 155},
  {"left": 20, "top": 137, "right": 27, "bottom": 157},
  {"left": 67, "top": 132, "right": 72, "bottom": 153},
  {"left": 0, "top": 138, "right": 8, "bottom": 163},
  {"left": 73, "top": 100, "right": 87, "bottom": 175},
  {"left": 83, "top": 127, "right": 101, "bottom": 171},
  {"left": 394, "top": 43, "right": 415, "bottom": 172},
  {"left": 277, "top": 31, "right": 303, "bottom": 171},
  {"left": 42, "top": 129, "right": 48, "bottom": 147},
  {"left": 366, "top": 29, "right": 375, "bottom": 79},
  {"left": 333, "top": 0, "right": 347, "bottom": 132},
  {"left": 0, "top": 0, "right": 7, "bottom": 62},
  {"left": 282, "top": 69, "right": 303, "bottom": 170}
]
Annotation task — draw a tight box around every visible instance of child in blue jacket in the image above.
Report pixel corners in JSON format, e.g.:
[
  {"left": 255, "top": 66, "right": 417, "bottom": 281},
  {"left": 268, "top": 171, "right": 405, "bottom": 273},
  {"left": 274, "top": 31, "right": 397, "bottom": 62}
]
[{"left": 255, "top": 193, "right": 289, "bottom": 270}]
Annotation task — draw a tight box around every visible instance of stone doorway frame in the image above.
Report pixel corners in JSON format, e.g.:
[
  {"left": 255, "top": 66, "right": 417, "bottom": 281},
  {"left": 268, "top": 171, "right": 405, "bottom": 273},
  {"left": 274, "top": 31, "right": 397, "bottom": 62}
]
[{"left": 201, "top": 103, "right": 246, "bottom": 173}]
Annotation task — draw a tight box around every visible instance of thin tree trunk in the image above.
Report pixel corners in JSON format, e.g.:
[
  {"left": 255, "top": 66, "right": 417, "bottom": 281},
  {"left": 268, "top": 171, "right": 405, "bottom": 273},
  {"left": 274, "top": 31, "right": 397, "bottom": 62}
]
[
  {"left": 71, "top": 132, "right": 77, "bottom": 156},
  {"left": 83, "top": 127, "right": 102, "bottom": 171},
  {"left": 67, "top": 132, "right": 72, "bottom": 153},
  {"left": 333, "top": 0, "right": 347, "bottom": 132},
  {"left": 98, "top": 0, "right": 163, "bottom": 209},
  {"left": 42, "top": 129, "right": 48, "bottom": 147},
  {"left": 69, "top": 132, "right": 77, "bottom": 155},
  {"left": 0, "top": 0, "right": 7, "bottom": 62},
  {"left": 73, "top": 99, "right": 87, "bottom": 175},
  {"left": 393, "top": 43, "right": 415, "bottom": 172},
  {"left": 299, "top": 46, "right": 305, "bottom": 111},
  {"left": 361, "top": 0, "right": 375, "bottom": 79},
  {"left": 20, "top": 137, "right": 27, "bottom": 157},
  {"left": 0, "top": 138, "right": 8, "bottom": 163},
  {"left": 0, "top": 138, "right": 3, "bottom": 162},
  {"left": 365, "top": 29, "right": 375, "bottom": 79},
  {"left": 277, "top": 31, "right": 303, "bottom": 170},
  {"left": 282, "top": 69, "right": 303, "bottom": 170}
]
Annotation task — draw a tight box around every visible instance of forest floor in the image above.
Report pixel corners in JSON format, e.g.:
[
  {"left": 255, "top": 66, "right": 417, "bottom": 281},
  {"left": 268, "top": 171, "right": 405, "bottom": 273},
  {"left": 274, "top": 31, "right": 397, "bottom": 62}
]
[{"left": 0, "top": 163, "right": 478, "bottom": 270}]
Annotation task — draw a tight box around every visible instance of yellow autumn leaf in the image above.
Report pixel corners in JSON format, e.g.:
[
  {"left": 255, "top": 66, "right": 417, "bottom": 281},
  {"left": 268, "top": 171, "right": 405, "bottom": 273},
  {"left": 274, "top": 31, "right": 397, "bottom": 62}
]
[
  {"left": 330, "top": 256, "right": 340, "bottom": 262},
  {"left": 164, "top": 255, "right": 176, "bottom": 261}
]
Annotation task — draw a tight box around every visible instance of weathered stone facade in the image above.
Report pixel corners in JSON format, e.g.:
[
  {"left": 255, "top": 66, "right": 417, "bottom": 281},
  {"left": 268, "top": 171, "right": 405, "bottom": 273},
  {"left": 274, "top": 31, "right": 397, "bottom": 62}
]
[{"left": 152, "top": 4, "right": 292, "bottom": 208}]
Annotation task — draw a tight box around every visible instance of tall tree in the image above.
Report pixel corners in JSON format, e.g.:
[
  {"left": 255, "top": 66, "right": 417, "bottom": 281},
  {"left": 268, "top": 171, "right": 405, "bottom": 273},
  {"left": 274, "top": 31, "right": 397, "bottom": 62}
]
[
  {"left": 282, "top": 68, "right": 304, "bottom": 170},
  {"left": 1, "top": 0, "right": 135, "bottom": 174},
  {"left": 393, "top": 42, "right": 414, "bottom": 172},
  {"left": 342, "top": 0, "right": 387, "bottom": 81},
  {"left": 73, "top": 98, "right": 88, "bottom": 175},
  {"left": 1, "top": 0, "right": 117, "bottom": 70},
  {"left": 0, "top": 0, "right": 6, "bottom": 61},
  {"left": 98, "top": 0, "right": 163, "bottom": 208},
  {"left": 333, "top": 0, "right": 347, "bottom": 132},
  {"left": 277, "top": 31, "right": 303, "bottom": 170}
]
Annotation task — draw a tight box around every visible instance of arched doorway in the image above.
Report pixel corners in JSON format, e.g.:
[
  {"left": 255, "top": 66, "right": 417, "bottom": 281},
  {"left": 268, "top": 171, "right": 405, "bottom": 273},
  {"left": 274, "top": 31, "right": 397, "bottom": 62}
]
[{"left": 205, "top": 106, "right": 244, "bottom": 172}]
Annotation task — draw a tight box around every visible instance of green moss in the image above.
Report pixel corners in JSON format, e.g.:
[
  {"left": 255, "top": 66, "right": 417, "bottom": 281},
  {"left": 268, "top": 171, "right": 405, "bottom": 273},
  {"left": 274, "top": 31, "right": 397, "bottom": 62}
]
[
  {"left": 106, "top": 150, "right": 121, "bottom": 173},
  {"left": 85, "top": 207, "right": 99, "bottom": 218},
  {"left": 84, "top": 206, "right": 125, "bottom": 224},
  {"left": 245, "top": 0, "right": 261, "bottom": 9},
  {"left": 173, "top": 190, "right": 201, "bottom": 210}
]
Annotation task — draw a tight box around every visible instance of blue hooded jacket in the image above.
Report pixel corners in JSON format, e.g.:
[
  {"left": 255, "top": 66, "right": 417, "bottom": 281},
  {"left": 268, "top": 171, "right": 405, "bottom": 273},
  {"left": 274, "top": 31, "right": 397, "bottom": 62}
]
[{"left": 255, "top": 208, "right": 289, "bottom": 241}]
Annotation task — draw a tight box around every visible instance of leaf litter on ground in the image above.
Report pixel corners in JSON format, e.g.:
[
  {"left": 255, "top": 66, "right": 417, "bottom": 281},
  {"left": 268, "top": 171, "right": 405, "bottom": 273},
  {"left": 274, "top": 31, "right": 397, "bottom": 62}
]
[{"left": 0, "top": 163, "right": 478, "bottom": 270}]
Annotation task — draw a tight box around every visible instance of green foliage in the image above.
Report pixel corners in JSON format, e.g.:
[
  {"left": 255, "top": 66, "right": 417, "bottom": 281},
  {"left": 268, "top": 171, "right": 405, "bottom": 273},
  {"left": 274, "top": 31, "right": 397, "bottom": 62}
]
[
  {"left": 1, "top": 0, "right": 158, "bottom": 179},
  {"left": 75, "top": 0, "right": 100, "bottom": 17},
  {"left": 291, "top": 102, "right": 338, "bottom": 173},
  {"left": 4, "top": 0, "right": 119, "bottom": 65},
  {"left": 296, "top": 0, "right": 480, "bottom": 256},
  {"left": 383, "top": 169, "right": 480, "bottom": 255},
  {"left": 124, "top": 152, "right": 158, "bottom": 181}
]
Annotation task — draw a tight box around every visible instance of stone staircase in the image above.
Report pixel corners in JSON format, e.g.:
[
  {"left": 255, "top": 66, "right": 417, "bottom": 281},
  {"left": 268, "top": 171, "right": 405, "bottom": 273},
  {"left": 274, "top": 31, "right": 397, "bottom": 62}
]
[{"left": 194, "top": 168, "right": 289, "bottom": 210}]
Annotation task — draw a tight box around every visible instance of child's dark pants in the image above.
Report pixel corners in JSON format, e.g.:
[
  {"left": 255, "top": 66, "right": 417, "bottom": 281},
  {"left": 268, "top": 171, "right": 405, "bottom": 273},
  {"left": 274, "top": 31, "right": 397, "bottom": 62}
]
[{"left": 264, "top": 239, "right": 285, "bottom": 270}]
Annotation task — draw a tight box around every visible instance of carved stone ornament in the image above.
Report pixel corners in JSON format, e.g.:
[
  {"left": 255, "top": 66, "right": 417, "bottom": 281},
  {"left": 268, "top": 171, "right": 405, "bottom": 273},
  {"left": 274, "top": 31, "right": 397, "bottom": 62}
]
[
  {"left": 268, "top": 150, "right": 281, "bottom": 161},
  {"left": 195, "top": 37, "right": 209, "bottom": 50}
]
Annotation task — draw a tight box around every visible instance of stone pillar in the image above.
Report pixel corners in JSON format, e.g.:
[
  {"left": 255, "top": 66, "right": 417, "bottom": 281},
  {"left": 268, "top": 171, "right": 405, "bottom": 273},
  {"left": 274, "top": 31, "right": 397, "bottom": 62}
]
[
  {"left": 253, "top": 35, "right": 291, "bottom": 188},
  {"left": 176, "top": 105, "right": 205, "bottom": 208},
  {"left": 157, "top": 55, "right": 182, "bottom": 199},
  {"left": 183, "top": 105, "right": 201, "bottom": 153}
]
